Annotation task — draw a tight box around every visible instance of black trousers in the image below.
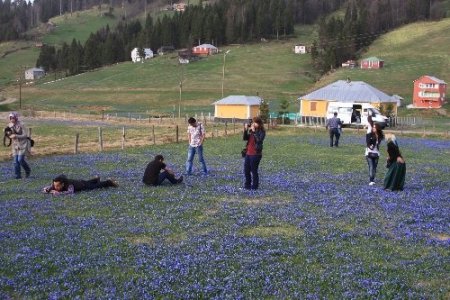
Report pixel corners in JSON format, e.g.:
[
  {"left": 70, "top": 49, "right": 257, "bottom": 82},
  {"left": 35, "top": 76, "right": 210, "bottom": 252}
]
[{"left": 329, "top": 128, "right": 341, "bottom": 147}]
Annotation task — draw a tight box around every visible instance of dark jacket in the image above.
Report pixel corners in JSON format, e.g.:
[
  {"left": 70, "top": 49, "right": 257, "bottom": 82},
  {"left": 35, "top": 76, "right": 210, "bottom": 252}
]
[
  {"left": 243, "top": 129, "right": 265, "bottom": 154},
  {"left": 142, "top": 160, "right": 166, "bottom": 185},
  {"left": 366, "top": 132, "right": 381, "bottom": 150}
]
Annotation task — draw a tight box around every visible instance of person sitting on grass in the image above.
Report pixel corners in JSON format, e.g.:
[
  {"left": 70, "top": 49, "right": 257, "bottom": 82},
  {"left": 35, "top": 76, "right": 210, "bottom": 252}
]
[
  {"left": 43, "top": 174, "right": 118, "bottom": 195},
  {"left": 143, "top": 154, "right": 183, "bottom": 186},
  {"left": 384, "top": 136, "right": 406, "bottom": 191}
]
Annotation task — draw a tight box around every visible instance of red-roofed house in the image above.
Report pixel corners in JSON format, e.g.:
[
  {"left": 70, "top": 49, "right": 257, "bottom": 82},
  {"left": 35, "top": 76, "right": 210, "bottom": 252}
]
[
  {"left": 413, "top": 75, "right": 447, "bottom": 108},
  {"left": 360, "top": 57, "right": 384, "bottom": 69},
  {"left": 192, "top": 44, "right": 218, "bottom": 56}
]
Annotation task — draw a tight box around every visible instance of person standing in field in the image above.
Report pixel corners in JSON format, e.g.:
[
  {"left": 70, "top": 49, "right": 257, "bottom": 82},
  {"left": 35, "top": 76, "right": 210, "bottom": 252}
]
[
  {"left": 384, "top": 135, "right": 406, "bottom": 191},
  {"left": 243, "top": 116, "right": 266, "bottom": 190},
  {"left": 325, "top": 112, "right": 342, "bottom": 147},
  {"left": 6, "top": 112, "right": 31, "bottom": 179},
  {"left": 185, "top": 117, "right": 208, "bottom": 175},
  {"left": 365, "top": 123, "right": 384, "bottom": 186}
]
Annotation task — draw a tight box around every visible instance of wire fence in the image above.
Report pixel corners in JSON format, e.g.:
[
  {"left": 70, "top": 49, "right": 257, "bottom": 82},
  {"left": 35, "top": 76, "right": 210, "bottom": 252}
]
[{"left": 1, "top": 110, "right": 277, "bottom": 161}]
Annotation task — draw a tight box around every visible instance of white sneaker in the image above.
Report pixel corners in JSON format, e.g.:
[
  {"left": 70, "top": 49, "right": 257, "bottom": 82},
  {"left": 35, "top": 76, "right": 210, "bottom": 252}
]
[{"left": 369, "top": 182, "right": 375, "bottom": 186}]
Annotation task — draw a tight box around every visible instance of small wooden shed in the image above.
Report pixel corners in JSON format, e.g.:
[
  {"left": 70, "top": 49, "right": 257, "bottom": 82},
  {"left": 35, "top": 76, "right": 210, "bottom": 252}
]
[{"left": 213, "top": 95, "right": 261, "bottom": 121}]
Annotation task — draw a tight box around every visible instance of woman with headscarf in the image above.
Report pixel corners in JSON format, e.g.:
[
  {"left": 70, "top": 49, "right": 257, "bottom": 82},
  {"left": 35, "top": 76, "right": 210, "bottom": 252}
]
[{"left": 6, "top": 112, "right": 31, "bottom": 179}]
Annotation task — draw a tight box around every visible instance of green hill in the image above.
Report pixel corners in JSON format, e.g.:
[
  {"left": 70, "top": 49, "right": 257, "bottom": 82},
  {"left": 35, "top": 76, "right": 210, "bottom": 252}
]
[
  {"left": 1, "top": 10, "right": 449, "bottom": 117},
  {"left": 0, "top": 8, "right": 119, "bottom": 91},
  {"left": 312, "top": 18, "right": 450, "bottom": 115}
]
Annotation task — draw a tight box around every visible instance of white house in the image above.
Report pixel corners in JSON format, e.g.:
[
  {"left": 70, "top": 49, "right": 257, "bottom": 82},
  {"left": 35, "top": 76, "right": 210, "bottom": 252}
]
[
  {"left": 294, "top": 44, "right": 307, "bottom": 54},
  {"left": 24, "top": 67, "right": 45, "bottom": 80},
  {"left": 131, "top": 48, "right": 154, "bottom": 63}
]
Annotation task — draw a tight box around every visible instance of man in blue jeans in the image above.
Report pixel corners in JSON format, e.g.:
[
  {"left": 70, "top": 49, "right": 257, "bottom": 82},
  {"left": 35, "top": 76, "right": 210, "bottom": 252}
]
[
  {"left": 143, "top": 155, "right": 183, "bottom": 186},
  {"left": 186, "top": 117, "right": 208, "bottom": 175}
]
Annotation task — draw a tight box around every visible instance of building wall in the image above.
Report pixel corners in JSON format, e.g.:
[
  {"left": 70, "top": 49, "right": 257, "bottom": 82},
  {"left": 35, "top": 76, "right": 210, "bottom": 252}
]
[
  {"left": 300, "top": 100, "right": 328, "bottom": 117},
  {"left": 361, "top": 60, "right": 382, "bottom": 69},
  {"left": 413, "top": 78, "right": 446, "bottom": 108},
  {"left": 215, "top": 105, "right": 248, "bottom": 119},
  {"left": 378, "top": 102, "right": 398, "bottom": 115},
  {"left": 250, "top": 105, "right": 260, "bottom": 118}
]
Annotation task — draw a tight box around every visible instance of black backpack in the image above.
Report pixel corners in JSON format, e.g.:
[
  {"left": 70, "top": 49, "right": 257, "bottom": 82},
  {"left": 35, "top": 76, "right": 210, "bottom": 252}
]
[{"left": 27, "top": 137, "right": 35, "bottom": 147}]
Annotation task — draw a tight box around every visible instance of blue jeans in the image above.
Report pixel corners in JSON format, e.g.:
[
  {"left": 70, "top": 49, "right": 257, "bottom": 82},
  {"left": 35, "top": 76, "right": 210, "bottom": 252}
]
[
  {"left": 244, "top": 155, "right": 262, "bottom": 189},
  {"left": 186, "top": 145, "right": 207, "bottom": 175},
  {"left": 14, "top": 155, "right": 31, "bottom": 179},
  {"left": 366, "top": 156, "right": 379, "bottom": 182},
  {"left": 156, "top": 171, "right": 178, "bottom": 185}
]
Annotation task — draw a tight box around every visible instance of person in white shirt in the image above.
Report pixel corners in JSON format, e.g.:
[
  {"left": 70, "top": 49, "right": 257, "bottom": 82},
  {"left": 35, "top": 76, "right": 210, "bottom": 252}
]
[{"left": 185, "top": 117, "right": 208, "bottom": 175}]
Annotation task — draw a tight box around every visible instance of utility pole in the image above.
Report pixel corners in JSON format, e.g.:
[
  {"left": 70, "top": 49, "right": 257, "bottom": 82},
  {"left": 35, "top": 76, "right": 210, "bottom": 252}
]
[
  {"left": 178, "top": 64, "right": 184, "bottom": 119},
  {"left": 17, "top": 77, "right": 22, "bottom": 109},
  {"left": 221, "top": 50, "right": 230, "bottom": 98}
]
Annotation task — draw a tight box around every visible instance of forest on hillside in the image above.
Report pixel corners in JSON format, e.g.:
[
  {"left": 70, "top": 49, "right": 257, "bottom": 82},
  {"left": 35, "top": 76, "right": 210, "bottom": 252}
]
[
  {"left": 1, "top": 0, "right": 447, "bottom": 76},
  {"left": 2, "top": 0, "right": 446, "bottom": 43}
]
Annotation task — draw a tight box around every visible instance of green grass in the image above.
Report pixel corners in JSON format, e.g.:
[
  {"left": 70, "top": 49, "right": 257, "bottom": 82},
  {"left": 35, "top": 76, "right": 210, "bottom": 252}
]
[
  {"left": 15, "top": 39, "right": 318, "bottom": 114},
  {"left": 42, "top": 8, "right": 119, "bottom": 46},
  {"left": 0, "top": 41, "right": 40, "bottom": 87}
]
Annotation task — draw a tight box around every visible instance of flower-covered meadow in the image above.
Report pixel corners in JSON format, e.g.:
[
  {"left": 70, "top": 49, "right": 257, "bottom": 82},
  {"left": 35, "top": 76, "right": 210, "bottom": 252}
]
[{"left": 1, "top": 129, "right": 449, "bottom": 298}]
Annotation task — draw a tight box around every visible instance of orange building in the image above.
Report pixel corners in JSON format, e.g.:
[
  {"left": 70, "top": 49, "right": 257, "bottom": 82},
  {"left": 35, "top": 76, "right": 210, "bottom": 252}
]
[
  {"left": 412, "top": 75, "right": 447, "bottom": 108},
  {"left": 192, "top": 44, "right": 218, "bottom": 56}
]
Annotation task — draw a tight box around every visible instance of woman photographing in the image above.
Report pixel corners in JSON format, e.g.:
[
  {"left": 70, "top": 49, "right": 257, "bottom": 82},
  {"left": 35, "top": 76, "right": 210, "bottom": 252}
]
[{"left": 243, "top": 116, "right": 266, "bottom": 190}]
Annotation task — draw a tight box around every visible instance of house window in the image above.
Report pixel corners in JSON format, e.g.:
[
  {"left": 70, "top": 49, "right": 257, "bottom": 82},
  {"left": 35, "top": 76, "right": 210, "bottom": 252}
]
[
  {"left": 310, "top": 102, "right": 317, "bottom": 111},
  {"left": 419, "top": 83, "right": 436, "bottom": 89},
  {"left": 419, "top": 91, "right": 439, "bottom": 98}
]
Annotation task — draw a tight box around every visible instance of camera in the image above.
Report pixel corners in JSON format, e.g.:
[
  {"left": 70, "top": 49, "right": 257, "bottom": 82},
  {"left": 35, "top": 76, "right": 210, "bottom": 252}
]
[{"left": 3, "top": 127, "right": 13, "bottom": 147}]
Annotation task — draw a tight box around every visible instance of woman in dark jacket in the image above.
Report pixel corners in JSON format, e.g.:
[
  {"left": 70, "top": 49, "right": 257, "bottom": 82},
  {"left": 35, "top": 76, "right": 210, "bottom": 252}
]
[
  {"left": 243, "top": 116, "right": 266, "bottom": 190},
  {"left": 365, "top": 123, "right": 384, "bottom": 185}
]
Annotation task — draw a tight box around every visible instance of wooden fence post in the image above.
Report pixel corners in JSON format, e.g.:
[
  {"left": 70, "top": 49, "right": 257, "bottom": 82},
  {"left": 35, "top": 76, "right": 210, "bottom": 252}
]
[
  {"left": 121, "top": 127, "right": 125, "bottom": 150},
  {"left": 152, "top": 125, "right": 156, "bottom": 145},
  {"left": 74, "top": 133, "right": 79, "bottom": 154},
  {"left": 98, "top": 127, "right": 103, "bottom": 152},
  {"left": 176, "top": 125, "right": 179, "bottom": 143},
  {"left": 225, "top": 122, "right": 228, "bottom": 136}
]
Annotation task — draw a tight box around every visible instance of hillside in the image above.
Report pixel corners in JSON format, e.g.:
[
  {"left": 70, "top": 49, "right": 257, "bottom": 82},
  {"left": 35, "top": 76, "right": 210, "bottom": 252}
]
[
  {"left": 1, "top": 9, "right": 449, "bottom": 117},
  {"left": 314, "top": 18, "right": 450, "bottom": 116},
  {"left": 0, "top": 8, "right": 120, "bottom": 91}
]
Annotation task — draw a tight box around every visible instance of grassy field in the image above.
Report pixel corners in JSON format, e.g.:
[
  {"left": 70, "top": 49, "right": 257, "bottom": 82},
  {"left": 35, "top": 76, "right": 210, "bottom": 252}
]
[
  {"left": 42, "top": 8, "right": 120, "bottom": 46},
  {"left": 0, "top": 41, "right": 40, "bottom": 88},
  {"left": 13, "top": 38, "right": 317, "bottom": 115},
  {"left": 0, "top": 128, "right": 449, "bottom": 298}
]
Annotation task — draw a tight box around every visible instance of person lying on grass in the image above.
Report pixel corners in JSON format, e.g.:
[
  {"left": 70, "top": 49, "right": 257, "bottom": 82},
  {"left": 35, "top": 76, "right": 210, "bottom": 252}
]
[{"left": 43, "top": 174, "right": 118, "bottom": 195}]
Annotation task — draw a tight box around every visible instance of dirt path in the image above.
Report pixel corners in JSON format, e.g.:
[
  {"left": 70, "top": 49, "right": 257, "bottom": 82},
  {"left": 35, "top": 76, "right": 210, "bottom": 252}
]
[{"left": 0, "top": 98, "right": 17, "bottom": 105}]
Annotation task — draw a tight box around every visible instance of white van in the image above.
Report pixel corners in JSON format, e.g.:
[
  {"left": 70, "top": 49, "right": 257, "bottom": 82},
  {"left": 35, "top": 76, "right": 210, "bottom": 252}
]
[{"left": 326, "top": 102, "right": 388, "bottom": 128}]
